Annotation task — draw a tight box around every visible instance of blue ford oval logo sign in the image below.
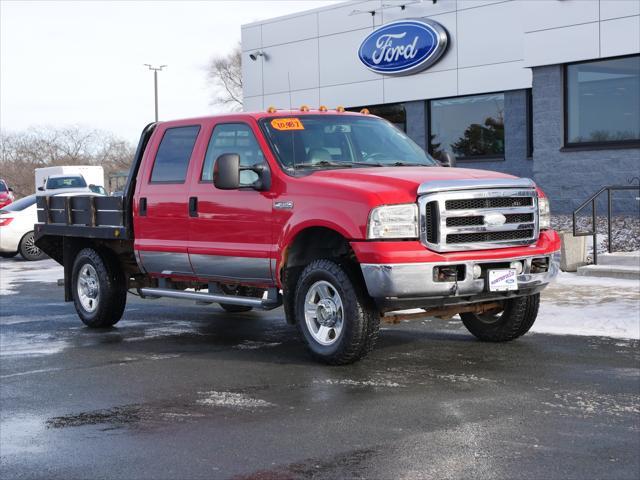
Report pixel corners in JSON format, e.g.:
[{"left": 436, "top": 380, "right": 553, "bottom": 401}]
[{"left": 358, "top": 19, "right": 448, "bottom": 76}]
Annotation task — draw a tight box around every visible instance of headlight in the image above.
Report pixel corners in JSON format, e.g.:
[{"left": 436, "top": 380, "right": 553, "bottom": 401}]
[
  {"left": 368, "top": 204, "right": 418, "bottom": 239},
  {"left": 538, "top": 197, "right": 551, "bottom": 230}
]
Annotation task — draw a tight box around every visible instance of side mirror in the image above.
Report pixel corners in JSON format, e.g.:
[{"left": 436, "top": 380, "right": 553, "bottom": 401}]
[
  {"left": 37, "top": 186, "right": 45, "bottom": 191},
  {"left": 440, "top": 151, "right": 457, "bottom": 168},
  {"left": 213, "top": 153, "right": 240, "bottom": 190},
  {"left": 8, "top": 187, "right": 13, "bottom": 193}
]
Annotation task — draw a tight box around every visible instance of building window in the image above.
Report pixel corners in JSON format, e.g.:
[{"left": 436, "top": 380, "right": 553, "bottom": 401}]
[
  {"left": 526, "top": 89, "right": 534, "bottom": 158},
  {"left": 347, "top": 103, "right": 406, "bottom": 131},
  {"left": 565, "top": 55, "right": 640, "bottom": 147},
  {"left": 429, "top": 93, "right": 505, "bottom": 160},
  {"left": 150, "top": 126, "right": 200, "bottom": 183}
]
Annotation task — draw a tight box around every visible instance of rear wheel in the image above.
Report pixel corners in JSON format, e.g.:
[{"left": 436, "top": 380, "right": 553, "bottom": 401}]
[
  {"left": 295, "top": 259, "right": 379, "bottom": 365},
  {"left": 71, "top": 248, "right": 127, "bottom": 328},
  {"left": 460, "top": 294, "right": 540, "bottom": 342},
  {"left": 19, "top": 231, "right": 45, "bottom": 261}
]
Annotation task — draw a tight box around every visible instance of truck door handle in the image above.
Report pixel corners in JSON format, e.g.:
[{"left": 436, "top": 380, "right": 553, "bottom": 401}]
[
  {"left": 139, "top": 197, "right": 147, "bottom": 216},
  {"left": 189, "top": 197, "right": 198, "bottom": 217}
]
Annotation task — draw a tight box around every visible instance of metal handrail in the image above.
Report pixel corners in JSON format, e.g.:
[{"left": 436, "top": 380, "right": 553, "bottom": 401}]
[{"left": 572, "top": 184, "right": 640, "bottom": 265}]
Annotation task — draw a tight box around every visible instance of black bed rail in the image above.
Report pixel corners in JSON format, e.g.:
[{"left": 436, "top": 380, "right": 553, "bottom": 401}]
[{"left": 572, "top": 181, "right": 640, "bottom": 265}]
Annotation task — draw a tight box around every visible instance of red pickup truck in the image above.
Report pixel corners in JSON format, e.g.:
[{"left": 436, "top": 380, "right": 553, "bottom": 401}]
[{"left": 35, "top": 109, "right": 560, "bottom": 364}]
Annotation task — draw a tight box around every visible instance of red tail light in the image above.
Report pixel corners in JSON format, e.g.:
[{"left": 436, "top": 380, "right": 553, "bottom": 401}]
[{"left": 0, "top": 217, "right": 14, "bottom": 226}]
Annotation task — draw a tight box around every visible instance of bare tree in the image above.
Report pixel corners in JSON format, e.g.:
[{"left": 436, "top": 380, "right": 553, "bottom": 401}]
[
  {"left": 207, "top": 44, "right": 243, "bottom": 110},
  {"left": 0, "top": 127, "right": 135, "bottom": 198}
]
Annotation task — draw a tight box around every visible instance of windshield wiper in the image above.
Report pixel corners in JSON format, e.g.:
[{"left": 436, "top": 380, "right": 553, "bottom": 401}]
[
  {"left": 296, "top": 160, "right": 352, "bottom": 169},
  {"left": 351, "top": 161, "right": 432, "bottom": 167}
]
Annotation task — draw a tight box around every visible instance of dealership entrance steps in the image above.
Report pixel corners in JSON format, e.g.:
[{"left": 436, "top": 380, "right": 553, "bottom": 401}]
[{"left": 577, "top": 252, "right": 640, "bottom": 280}]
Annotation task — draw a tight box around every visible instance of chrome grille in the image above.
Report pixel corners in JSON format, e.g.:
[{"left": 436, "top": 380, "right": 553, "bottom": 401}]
[{"left": 417, "top": 179, "right": 539, "bottom": 252}]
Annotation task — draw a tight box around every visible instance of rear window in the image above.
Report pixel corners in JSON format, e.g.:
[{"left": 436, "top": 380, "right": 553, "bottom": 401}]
[
  {"left": 2, "top": 195, "right": 36, "bottom": 211},
  {"left": 46, "top": 176, "right": 87, "bottom": 189},
  {"left": 150, "top": 126, "right": 200, "bottom": 183}
]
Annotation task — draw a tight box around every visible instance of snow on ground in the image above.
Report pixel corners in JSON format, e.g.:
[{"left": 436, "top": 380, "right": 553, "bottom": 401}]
[
  {"left": 0, "top": 258, "right": 638, "bottom": 340},
  {"left": 533, "top": 271, "right": 640, "bottom": 340},
  {"left": 0, "top": 258, "right": 62, "bottom": 296}
]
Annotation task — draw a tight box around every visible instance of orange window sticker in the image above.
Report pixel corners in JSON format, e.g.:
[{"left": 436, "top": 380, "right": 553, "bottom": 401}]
[{"left": 271, "top": 118, "right": 304, "bottom": 130}]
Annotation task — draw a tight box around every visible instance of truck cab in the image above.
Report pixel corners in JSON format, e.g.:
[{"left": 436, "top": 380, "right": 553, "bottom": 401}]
[{"left": 35, "top": 109, "right": 560, "bottom": 364}]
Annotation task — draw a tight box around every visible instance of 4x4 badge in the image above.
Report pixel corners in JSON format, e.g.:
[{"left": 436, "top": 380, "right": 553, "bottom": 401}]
[{"left": 274, "top": 200, "right": 294, "bottom": 210}]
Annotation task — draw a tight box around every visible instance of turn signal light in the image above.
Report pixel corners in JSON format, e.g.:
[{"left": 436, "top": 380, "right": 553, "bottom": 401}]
[
  {"left": 0, "top": 217, "right": 14, "bottom": 226},
  {"left": 299, "top": 105, "right": 310, "bottom": 112}
]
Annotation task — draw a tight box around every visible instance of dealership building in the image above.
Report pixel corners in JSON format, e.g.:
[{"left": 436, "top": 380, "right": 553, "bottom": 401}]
[{"left": 241, "top": 0, "right": 640, "bottom": 213}]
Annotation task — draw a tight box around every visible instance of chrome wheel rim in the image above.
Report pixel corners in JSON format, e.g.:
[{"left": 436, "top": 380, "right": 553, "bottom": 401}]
[
  {"left": 23, "top": 233, "right": 41, "bottom": 258},
  {"left": 77, "top": 264, "right": 100, "bottom": 313},
  {"left": 304, "top": 280, "right": 344, "bottom": 346}
]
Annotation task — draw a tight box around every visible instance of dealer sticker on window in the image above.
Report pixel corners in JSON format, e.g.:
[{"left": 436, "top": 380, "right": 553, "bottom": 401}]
[
  {"left": 488, "top": 269, "right": 518, "bottom": 292},
  {"left": 271, "top": 118, "right": 304, "bottom": 130}
]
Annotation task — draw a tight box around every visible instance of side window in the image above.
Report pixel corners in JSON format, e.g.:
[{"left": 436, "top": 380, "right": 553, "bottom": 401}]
[
  {"left": 150, "top": 126, "right": 200, "bottom": 183},
  {"left": 201, "top": 123, "right": 266, "bottom": 186}
]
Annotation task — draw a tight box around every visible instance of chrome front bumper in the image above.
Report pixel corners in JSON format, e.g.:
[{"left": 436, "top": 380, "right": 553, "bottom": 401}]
[{"left": 360, "top": 251, "right": 560, "bottom": 310}]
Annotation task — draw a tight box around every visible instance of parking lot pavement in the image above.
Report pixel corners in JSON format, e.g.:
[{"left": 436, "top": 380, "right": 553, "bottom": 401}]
[{"left": 1, "top": 258, "right": 639, "bottom": 480}]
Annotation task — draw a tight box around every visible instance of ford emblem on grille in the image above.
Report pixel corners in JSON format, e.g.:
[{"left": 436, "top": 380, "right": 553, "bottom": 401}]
[
  {"left": 484, "top": 213, "right": 507, "bottom": 227},
  {"left": 357, "top": 19, "right": 449, "bottom": 76}
]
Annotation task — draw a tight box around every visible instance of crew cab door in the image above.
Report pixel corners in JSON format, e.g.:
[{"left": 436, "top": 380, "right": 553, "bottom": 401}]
[
  {"left": 134, "top": 122, "right": 204, "bottom": 276},
  {"left": 187, "top": 121, "right": 273, "bottom": 284}
]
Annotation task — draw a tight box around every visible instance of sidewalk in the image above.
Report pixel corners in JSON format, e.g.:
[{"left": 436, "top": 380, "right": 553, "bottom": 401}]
[{"left": 533, "top": 271, "right": 640, "bottom": 340}]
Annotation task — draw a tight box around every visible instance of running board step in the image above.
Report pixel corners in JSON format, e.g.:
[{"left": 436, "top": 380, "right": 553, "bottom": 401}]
[{"left": 138, "top": 287, "right": 282, "bottom": 310}]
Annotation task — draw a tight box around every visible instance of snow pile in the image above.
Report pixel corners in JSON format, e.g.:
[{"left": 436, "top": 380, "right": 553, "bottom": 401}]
[
  {"left": 552, "top": 215, "right": 640, "bottom": 253},
  {"left": 314, "top": 378, "right": 403, "bottom": 388},
  {"left": 0, "top": 258, "right": 62, "bottom": 295},
  {"left": 196, "top": 391, "right": 274, "bottom": 409},
  {"left": 532, "top": 271, "right": 640, "bottom": 339},
  {"left": 233, "top": 340, "right": 281, "bottom": 350}
]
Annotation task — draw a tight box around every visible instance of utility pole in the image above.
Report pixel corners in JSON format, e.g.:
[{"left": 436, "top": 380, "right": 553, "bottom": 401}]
[{"left": 144, "top": 64, "right": 167, "bottom": 122}]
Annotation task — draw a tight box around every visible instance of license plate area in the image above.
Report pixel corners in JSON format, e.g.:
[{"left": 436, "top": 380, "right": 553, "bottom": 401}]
[{"left": 488, "top": 269, "right": 518, "bottom": 292}]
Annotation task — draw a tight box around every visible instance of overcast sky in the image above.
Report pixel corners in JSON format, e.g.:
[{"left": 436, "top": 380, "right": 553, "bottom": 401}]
[{"left": 1, "top": 0, "right": 338, "bottom": 143}]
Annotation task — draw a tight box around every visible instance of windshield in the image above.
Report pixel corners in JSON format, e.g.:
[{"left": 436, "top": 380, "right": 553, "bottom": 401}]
[
  {"left": 46, "top": 176, "right": 87, "bottom": 189},
  {"left": 260, "top": 115, "right": 436, "bottom": 171},
  {"left": 2, "top": 194, "right": 36, "bottom": 211},
  {"left": 0, "top": 181, "right": 7, "bottom": 192}
]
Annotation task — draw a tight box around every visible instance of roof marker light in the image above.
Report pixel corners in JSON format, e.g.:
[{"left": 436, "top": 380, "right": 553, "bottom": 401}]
[
  {"left": 360, "top": 108, "right": 370, "bottom": 115},
  {"left": 336, "top": 106, "right": 345, "bottom": 112},
  {"left": 300, "top": 105, "right": 310, "bottom": 112},
  {"left": 319, "top": 105, "right": 328, "bottom": 112},
  {"left": 267, "top": 106, "right": 277, "bottom": 113}
]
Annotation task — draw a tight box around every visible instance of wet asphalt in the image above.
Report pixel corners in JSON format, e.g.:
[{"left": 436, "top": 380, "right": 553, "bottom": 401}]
[{"left": 1, "top": 263, "right": 639, "bottom": 480}]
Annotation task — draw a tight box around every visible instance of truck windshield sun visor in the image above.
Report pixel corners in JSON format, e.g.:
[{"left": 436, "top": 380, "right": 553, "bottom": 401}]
[{"left": 259, "top": 115, "right": 437, "bottom": 171}]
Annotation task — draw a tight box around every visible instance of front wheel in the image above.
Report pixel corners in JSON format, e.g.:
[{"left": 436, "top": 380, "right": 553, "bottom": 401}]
[
  {"left": 295, "top": 259, "right": 379, "bottom": 365},
  {"left": 71, "top": 248, "right": 127, "bottom": 328},
  {"left": 19, "top": 231, "right": 45, "bottom": 261},
  {"left": 460, "top": 294, "right": 540, "bottom": 342}
]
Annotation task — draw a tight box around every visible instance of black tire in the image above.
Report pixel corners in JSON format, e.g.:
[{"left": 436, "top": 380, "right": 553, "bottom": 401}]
[
  {"left": 294, "top": 259, "right": 379, "bottom": 365},
  {"left": 460, "top": 294, "right": 540, "bottom": 342},
  {"left": 0, "top": 251, "right": 17, "bottom": 258},
  {"left": 71, "top": 248, "right": 127, "bottom": 328},
  {"left": 219, "top": 303, "right": 253, "bottom": 313},
  {"left": 19, "top": 231, "right": 45, "bottom": 261}
]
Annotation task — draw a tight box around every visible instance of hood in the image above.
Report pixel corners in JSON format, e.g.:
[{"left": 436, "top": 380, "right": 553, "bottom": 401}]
[
  {"left": 0, "top": 192, "right": 10, "bottom": 199},
  {"left": 297, "top": 166, "right": 518, "bottom": 204}
]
